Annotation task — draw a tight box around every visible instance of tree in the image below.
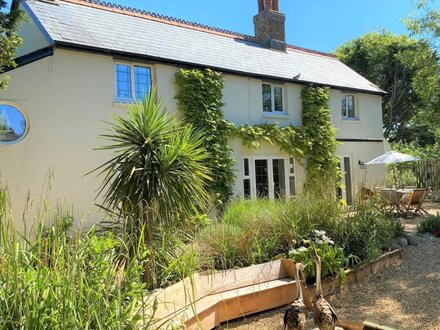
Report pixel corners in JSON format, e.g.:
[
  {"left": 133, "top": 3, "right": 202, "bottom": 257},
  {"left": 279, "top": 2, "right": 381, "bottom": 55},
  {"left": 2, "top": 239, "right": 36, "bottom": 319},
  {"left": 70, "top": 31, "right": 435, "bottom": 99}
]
[
  {"left": 336, "top": 32, "right": 440, "bottom": 146},
  {"left": 0, "top": 0, "right": 22, "bottom": 89},
  {"left": 92, "top": 90, "right": 211, "bottom": 285},
  {"left": 405, "top": 0, "right": 440, "bottom": 49}
]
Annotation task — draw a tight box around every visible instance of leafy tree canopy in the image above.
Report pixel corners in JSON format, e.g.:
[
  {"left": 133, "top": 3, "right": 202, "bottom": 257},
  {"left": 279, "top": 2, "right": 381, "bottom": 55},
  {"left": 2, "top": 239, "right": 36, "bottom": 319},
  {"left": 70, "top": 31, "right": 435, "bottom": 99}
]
[
  {"left": 0, "top": 0, "right": 22, "bottom": 89},
  {"left": 405, "top": 0, "right": 440, "bottom": 50},
  {"left": 336, "top": 32, "right": 440, "bottom": 147}
]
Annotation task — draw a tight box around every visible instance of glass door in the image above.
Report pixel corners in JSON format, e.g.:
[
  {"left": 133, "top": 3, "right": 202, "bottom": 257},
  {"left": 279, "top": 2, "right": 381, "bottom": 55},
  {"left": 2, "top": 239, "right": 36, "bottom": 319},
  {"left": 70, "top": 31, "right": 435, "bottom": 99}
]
[
  {"left": 255, "top": 159, "right": 269, "bottom": 198},
  {"left": 272, "top": 159, "right": 286, "bottom": 199}
]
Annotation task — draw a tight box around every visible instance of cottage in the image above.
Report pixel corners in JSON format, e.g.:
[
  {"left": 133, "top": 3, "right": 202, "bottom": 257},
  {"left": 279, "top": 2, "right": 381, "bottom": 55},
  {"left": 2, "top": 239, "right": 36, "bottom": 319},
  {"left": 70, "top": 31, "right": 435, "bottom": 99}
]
[{"left": 0, "top": 0, "right": 386, "bottom": 223}]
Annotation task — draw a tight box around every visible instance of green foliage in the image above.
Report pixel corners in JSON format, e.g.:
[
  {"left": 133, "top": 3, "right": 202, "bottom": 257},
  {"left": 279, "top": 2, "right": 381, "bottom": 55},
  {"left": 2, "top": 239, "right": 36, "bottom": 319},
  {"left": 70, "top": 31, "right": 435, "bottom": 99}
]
[
  {"left": 0, "top": 0, "right": 22, "bottom": 89},
  {"left": 289, "top": 231, "right": 346, "bottom": 281},
  {"left": 0, "top": 186, "right": 147, "bottom": 329},
  {"left": 301, "top": 86, "right": 340, "bottom": 190},
  {"left": 92, "top": 89, "right": 211, "bottom": 232},
  {"left": 334, "top": 198, "right": 405, "bottom": 263},
  {"left": 232, "top": 123, "right": 304, "bottom": 159},
  {"left": 195, "top": 193, "right": 401, "bottom": 274},
  {"left": 91, "top": 90, "right": 211, "bottom": 286},
  {"left": 417, "top": 215, "right": 440, "bottom": 234},
  {"left": 336, "top": 32, "right": 440, "bottom": 146},
  {"left": 176, "top": 69, "right": 235, "bottom": 209},
  {"left": 405, "top": 0, "right": 440, "bottom": 49}
]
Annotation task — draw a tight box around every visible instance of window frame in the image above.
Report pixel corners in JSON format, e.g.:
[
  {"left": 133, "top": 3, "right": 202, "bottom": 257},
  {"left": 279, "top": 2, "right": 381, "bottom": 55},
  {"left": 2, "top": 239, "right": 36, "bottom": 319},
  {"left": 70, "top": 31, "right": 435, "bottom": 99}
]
[
  {"left": 341, "top": 93, "right": 357, "bottom": 120},
  {"left": 114, "top": 62, "right": 153, "bottom": 103},
  {"left": 0, "top": 101, "right": 29, "bottom": 145},
  {"left": 262, "top": 83, "right": 285, "bottom": 114},
  {"left": 242, "top": 157, "right": 251, "bottom": 199},
  {"left": 242, "top": 156, "right": 295, "bottom": 200}
]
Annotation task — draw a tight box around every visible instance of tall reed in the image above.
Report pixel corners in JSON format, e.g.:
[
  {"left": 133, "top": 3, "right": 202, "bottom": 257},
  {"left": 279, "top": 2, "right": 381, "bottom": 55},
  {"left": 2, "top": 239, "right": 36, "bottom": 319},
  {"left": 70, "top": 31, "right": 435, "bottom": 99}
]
[{"left": 0, "top": 184, "right": 147, "bottom": 329}]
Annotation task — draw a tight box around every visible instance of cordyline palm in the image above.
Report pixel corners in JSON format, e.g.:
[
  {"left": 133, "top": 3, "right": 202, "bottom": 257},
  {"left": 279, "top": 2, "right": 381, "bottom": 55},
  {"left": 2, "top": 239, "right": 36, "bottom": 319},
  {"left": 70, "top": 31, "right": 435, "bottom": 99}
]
[{"left": 92, "top": 90, "right": 211, "bottom": 284}]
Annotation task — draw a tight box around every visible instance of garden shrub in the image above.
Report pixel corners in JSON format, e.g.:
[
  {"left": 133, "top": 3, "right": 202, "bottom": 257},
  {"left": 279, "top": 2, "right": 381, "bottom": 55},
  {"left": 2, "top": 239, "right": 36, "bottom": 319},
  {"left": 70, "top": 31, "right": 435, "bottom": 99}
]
[
  {"left": 196, "top": 192, "right": 403, "bottom": 275},
  {"left": 417, "top": 215, "right": 440, "bottom": 235}
]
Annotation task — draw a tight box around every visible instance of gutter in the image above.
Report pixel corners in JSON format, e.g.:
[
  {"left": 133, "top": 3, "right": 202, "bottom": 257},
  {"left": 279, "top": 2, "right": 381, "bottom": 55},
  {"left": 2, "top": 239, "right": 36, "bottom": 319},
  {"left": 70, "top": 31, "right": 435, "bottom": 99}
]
[{"left": 54, "top": 41, "right": 387, "bottom": 97}]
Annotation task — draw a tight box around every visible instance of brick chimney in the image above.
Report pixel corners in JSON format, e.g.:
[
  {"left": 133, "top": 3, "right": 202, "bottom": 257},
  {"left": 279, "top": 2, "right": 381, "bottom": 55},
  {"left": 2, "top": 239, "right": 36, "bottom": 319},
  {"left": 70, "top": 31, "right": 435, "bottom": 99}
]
[{"left": 254, "top": 0, "right": 286, "bottom": 51}]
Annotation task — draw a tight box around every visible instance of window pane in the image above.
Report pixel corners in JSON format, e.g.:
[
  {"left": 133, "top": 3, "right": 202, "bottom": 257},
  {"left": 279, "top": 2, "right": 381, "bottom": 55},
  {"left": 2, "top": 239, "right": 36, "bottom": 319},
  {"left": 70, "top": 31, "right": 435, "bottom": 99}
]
[
  {"left": 272, "top": 159, "right": 286, "bottom": 199},
  {"left": 341, "top": 95, "right": 347, "bottom": 117},
  {"left": 244, "top": 158, "right": 249, "bottom": 177},
  {"left": 255, "top": 159, "right": 269, "bottom": 198},
  {"left": 134, "top": 66, "right": 151, "bottom": 100},
  {"left": 0, "top": 104, "right": 27, "bottom": 143},
  {"left": 289, "top": 176, "right": 296, "bottom": 196},
  {"left": 273, "top": 86, "right": 283, "bottom": 112},
  {"left": 243, "top": 179, "right": 251, "bottom": 198},
  {"left": 289, "top": 157, "right": 295, "bottom": 174},
  {"left": 262, "top": 84, "right": 272, "bottom": 112},
  {"left": 347, "top": 95, "right": 355, "bottom": 118},
  {"left": 115, "top": 64, "right": 131, "bottom": 99}
]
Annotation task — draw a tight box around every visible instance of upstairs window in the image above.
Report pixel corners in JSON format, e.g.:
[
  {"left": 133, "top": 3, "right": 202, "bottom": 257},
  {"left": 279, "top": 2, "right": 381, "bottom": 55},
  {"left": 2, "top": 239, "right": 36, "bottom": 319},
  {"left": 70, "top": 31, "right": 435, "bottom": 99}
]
[
  {"left": 262, "top": 83, "right": 284, "bottom": 113},
  {"left": 115, "top": 63, "right": 152, "bottom": 101},
  {"left": 341, "top": 94, "right": 356, "bottom": 119}
]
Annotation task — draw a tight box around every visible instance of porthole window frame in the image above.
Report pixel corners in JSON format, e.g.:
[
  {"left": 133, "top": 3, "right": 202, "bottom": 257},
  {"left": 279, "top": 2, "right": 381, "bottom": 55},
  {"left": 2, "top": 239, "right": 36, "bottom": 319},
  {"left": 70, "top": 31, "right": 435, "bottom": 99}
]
[{"left": 0, "top": 101, "right": 29, "bottom": 145}]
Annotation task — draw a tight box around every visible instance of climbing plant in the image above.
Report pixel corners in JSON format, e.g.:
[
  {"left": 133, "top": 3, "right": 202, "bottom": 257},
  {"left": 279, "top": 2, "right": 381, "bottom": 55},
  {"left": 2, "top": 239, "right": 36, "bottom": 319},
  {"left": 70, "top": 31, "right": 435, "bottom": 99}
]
[
  {"left": 301, "top": 86, "right": 341, "bottom": 190},
  {"left": 176, "top": 69, "right": 235, "bottom": 209},
  {"left": 231, "top": 123, "right": 305, "bottom": 159},
  {"left": 176, "top": 67, "right": 340, "bottom": 205}
]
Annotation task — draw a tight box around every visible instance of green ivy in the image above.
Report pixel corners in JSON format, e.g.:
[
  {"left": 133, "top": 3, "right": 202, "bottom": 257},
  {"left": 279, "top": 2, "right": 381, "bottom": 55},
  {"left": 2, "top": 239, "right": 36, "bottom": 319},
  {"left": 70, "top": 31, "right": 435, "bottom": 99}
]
[
  {"left": 176, "top": 67, "right": 340, "bottom": 205},
  {"left": 175, "top": 69, "right": 235, "bottom": 209},
  {"left": 301, "top": 86, "right": 341, "bottom": 190},
  {"left": 231, "top": 123, "right": 305, "bottom": 159}
]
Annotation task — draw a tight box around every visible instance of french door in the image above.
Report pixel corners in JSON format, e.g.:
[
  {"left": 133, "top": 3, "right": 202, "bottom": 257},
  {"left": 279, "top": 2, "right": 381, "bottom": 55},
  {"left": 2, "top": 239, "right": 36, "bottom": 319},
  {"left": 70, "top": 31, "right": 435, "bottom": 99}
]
[{"left": 252, "top": 157, "right": 293, "bottom": 200}]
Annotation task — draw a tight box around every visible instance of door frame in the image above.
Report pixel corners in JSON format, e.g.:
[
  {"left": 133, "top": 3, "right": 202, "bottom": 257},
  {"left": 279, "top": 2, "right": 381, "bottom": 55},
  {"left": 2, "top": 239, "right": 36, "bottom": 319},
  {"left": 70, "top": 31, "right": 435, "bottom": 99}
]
[{"left": 248, "top": 155, "right": 294, "bottom": 200}]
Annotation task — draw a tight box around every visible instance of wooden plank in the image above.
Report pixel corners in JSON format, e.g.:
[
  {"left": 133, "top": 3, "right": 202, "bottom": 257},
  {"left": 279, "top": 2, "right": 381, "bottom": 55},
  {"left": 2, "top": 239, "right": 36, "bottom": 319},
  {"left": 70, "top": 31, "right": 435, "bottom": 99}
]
[
  {"left": 183, "top": 278, "right": 296, "bottom": 329},
  {"left": 148, "top": 250, "right": 404, "bottom": 329},
  {"left": 363, "top": 320, "right": 399, "bottom": 330},
  {"left": 149, "top": 259, "right": 286, "bottom": 321},
  {"left": 338, "top": 319, "right": 364, "bottom": 330}
]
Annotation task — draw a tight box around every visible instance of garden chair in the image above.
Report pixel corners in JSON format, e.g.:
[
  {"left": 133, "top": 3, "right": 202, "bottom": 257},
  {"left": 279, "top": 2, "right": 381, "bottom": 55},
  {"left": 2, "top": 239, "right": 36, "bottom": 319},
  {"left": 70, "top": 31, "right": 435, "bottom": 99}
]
[
  {"left": 407, "top": 189, "right": 429, "bottom": 217},
  {"left": 360, "top": 187, "right": 375, "bottom": 201},
  {"left": 379, "top": 189, "right": 403, "bottom": 216},
  {"left": 399, "top": 191, "right": 414, "bottom": 217}
]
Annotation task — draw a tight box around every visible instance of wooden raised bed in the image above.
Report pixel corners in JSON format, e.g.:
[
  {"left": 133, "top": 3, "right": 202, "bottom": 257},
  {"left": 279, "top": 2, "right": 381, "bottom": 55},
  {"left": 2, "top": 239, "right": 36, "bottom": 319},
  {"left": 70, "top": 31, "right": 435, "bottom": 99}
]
[{"left": 143, "top": 249, "right": 403, "bottom": 329}]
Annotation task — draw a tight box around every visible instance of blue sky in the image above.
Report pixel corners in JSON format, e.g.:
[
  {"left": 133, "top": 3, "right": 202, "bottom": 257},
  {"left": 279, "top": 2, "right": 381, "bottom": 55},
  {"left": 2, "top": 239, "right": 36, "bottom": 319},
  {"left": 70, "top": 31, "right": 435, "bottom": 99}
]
[{"left": 6, "top": 0, "right": 419, "bottom": 52}]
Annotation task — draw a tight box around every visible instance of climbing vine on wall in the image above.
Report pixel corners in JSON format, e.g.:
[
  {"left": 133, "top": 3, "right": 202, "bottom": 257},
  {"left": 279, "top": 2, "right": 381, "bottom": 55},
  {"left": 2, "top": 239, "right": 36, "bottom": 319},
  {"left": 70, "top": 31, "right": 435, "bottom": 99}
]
[
  {"left": 175, "top": 68, "right": 235, "bottom": 209},
  {"left": 176, "top": 68, "right": 340, "bottom": 205},
  {"left": 231, "top": 123, "right": 304, "bottom": 160},
  {"left": 301, "top": 86, "right": 341, "bottom": 190}
]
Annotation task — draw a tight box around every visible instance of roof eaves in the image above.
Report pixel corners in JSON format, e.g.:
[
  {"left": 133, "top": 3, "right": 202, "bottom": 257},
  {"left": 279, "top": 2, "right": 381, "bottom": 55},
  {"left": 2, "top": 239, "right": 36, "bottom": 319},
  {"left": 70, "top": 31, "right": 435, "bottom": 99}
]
[
  {"left": 54, "top": 40, "right": 386, "bottom": 95},
  {"left": 21, "top": 0, "right": 55, "bottom": 47}
]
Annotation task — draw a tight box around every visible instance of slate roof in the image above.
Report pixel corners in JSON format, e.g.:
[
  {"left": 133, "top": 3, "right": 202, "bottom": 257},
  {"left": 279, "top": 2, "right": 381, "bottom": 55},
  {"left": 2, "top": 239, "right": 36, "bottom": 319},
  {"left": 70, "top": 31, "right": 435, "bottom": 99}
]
[{"left": 24, "top": 0, "right": 384, "bottom": 94}]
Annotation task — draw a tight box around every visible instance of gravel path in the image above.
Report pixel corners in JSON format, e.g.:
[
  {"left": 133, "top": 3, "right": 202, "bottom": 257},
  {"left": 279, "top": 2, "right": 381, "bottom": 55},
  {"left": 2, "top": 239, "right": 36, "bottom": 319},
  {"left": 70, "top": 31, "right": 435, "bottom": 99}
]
[{"left": 218, "top": 205, "right": 440, "bottom": 330}]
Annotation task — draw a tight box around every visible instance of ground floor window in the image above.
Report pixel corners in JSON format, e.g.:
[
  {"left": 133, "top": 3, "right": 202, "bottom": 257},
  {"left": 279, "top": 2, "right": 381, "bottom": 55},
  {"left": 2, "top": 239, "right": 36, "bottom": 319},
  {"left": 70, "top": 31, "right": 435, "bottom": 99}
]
[{"left": 242, "top": 156, "right": 296, "bottom": 200}]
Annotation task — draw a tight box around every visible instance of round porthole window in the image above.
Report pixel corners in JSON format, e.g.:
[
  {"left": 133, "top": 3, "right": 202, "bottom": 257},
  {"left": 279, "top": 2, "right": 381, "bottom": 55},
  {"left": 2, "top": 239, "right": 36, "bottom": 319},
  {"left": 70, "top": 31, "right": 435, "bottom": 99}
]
[{"left": 0, "top": 103, "right": 28, "bottom": 144}]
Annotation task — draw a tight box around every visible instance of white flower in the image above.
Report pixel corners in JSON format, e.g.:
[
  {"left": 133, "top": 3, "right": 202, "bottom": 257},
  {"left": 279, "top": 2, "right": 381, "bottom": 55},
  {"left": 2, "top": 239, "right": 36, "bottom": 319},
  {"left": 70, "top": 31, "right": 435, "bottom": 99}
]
[
  {"left": 297, "top": 246, "right": 308, "bottom": 252},
  {"left": 316, "top": 239, "right": 324, "bottom": 245},
  {"left": 289, "top": 249, "right": 299, "bottom": 255},
  {"left": 314, "top": 230, "right": 326, "bottom": 237},
  {"left": 322, "top": 235, "right": 334, "bottom": 245}
]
